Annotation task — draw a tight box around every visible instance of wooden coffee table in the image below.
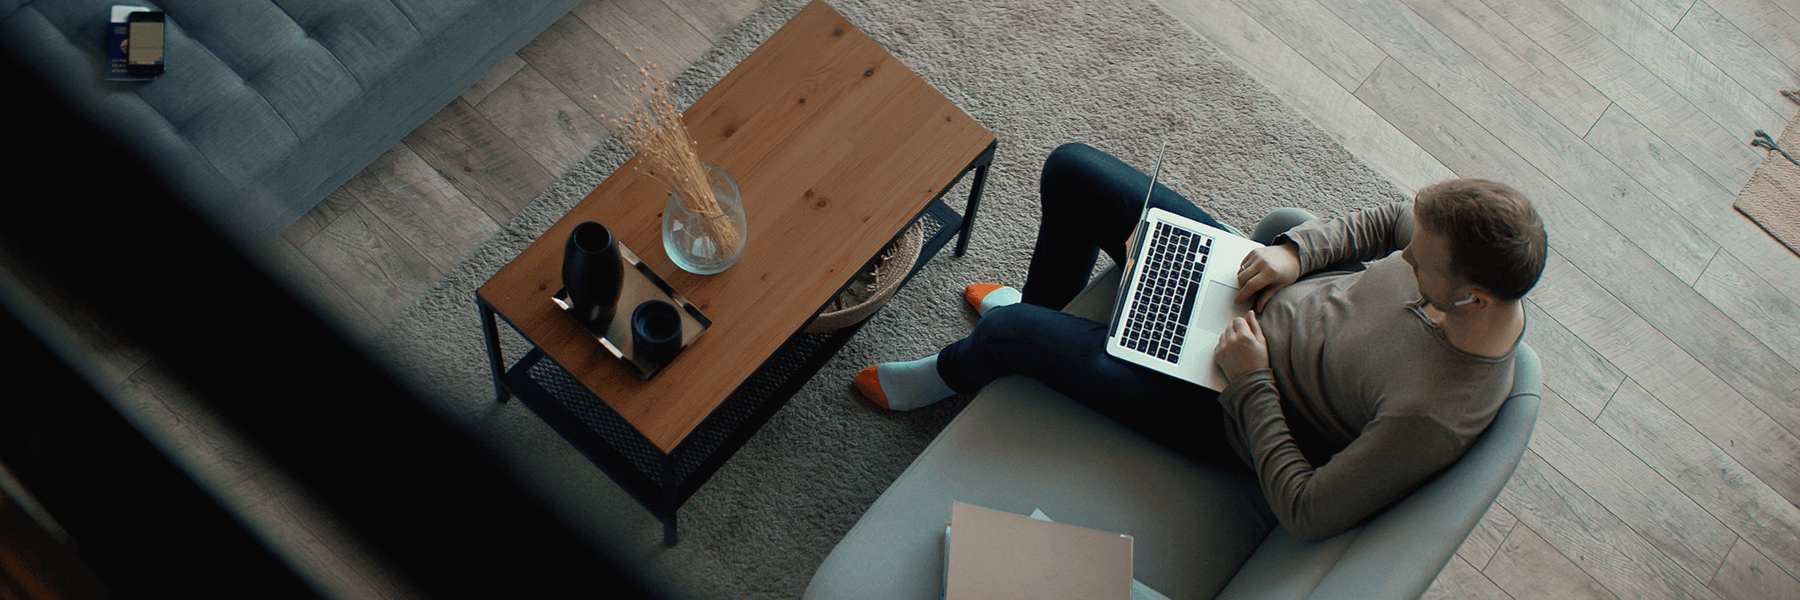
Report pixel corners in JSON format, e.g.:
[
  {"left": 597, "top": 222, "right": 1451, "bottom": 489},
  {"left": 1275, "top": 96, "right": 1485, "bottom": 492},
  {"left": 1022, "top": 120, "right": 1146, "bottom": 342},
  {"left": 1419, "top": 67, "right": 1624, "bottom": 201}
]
[{"left": 475, "top": 0, "right": 996, "bottom": 545}]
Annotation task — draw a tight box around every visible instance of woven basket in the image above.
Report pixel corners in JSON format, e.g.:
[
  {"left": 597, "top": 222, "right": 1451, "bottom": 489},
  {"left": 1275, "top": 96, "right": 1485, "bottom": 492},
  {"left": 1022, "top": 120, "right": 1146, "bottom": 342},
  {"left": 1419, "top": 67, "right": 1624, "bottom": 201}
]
[{"left": 805, "top": 221, "right": 925, "bottom": 333}]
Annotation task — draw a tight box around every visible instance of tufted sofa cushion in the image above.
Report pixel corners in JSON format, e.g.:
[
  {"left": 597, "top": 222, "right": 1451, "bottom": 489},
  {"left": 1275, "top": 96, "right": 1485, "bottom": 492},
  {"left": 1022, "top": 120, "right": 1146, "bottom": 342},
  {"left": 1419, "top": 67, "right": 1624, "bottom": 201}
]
[{"left": 1, "top": 0, "right": 582, "bottom": 241}]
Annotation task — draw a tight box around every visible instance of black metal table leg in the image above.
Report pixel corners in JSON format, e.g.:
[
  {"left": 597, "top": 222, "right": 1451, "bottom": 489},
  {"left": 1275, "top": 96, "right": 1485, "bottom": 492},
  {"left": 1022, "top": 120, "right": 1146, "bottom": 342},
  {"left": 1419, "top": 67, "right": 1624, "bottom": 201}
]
[
  {"left": 661, "top": 459, "right": 680, "bottom": 547},
  {"left": 955, "top": 141, "right": 998, "bottom": 257},
  {"left": 478, "top": 299, "right": 511, "bottom": 403}
]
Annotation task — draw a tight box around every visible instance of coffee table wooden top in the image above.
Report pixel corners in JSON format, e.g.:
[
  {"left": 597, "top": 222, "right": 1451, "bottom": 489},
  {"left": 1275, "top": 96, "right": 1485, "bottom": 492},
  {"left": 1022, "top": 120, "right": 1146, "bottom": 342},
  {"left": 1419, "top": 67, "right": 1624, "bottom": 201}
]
[{"left": 478, "top": 0, "right": 994, "bottom": 453}]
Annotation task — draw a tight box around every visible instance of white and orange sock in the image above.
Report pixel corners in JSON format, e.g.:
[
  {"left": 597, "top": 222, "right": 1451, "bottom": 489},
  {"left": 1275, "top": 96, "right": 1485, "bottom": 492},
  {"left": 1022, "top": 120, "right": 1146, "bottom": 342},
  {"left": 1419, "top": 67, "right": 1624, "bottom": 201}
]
[
  {"left": 964, "top": 283, "right": 1021, "bottom": 317},
  {"left": 855, "top": 284, "right": 1019, "bottom": 411},
  {"left": 853, "top": 355, "right": 957, "bottom": 411}
]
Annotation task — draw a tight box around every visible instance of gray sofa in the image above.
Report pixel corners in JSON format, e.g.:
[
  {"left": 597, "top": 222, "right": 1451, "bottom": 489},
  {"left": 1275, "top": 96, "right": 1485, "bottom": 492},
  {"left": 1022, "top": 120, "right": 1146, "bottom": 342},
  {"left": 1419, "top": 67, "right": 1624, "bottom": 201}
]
[
  {"left": 805, "top": 265, "right": 1543, "bottom": 599},
  {"left": 1, "top": 0, "right": 583, "bottom": 242}
]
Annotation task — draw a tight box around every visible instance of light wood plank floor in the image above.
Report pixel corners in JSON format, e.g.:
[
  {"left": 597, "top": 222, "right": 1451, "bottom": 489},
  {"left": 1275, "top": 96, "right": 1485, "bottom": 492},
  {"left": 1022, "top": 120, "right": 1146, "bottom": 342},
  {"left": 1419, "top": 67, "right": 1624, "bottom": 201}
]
[
  {"left": 1164, "top": 0, "right": 1800, "bottom": 597},
  {"left": 272, "top": 0, "right": 1800, "bottom": 596}
]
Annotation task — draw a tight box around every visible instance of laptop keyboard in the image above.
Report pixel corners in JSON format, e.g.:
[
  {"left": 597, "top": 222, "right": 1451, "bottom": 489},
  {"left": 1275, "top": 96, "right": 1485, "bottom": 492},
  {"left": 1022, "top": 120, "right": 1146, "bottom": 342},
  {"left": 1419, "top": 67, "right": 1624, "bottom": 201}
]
[{"left": 1123, "top": 222, "right": 1211, "bottom": 364}]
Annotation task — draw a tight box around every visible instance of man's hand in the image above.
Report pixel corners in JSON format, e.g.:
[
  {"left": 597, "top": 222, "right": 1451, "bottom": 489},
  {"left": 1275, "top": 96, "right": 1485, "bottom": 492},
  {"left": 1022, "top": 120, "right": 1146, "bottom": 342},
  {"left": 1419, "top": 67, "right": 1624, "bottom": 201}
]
[
  {"left": 1234, "top": 242, "right": 1301, "bottom": 313},
  {"left": 1216, "top": 311, "right": 1270, "bottom": 383}
]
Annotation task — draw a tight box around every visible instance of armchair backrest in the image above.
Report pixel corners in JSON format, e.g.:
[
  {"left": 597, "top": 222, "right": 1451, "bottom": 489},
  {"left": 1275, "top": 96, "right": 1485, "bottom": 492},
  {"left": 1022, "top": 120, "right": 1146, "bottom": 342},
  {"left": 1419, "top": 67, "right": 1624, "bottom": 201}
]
[{"left": 1217, "top": 343, "right": 1541, "bottom": 599}]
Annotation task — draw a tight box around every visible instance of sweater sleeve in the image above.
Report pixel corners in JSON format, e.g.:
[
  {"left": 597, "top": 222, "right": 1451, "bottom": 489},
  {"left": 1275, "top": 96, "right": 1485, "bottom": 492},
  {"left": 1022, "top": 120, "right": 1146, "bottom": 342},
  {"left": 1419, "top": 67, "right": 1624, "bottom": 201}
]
[
  {"left": 1277, "top": 201, "right": 1418, "bottom": 275},
  {"left": 1218, "top": 369, "right": 1465, "bottom": 541}
]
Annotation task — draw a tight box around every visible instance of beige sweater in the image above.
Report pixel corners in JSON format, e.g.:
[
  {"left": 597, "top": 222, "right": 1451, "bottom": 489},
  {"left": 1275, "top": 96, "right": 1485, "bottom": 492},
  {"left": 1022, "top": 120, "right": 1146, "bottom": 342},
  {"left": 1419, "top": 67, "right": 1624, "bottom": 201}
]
[{"left": 1219, "top": 202, "right": 1518, "bottom": 541}]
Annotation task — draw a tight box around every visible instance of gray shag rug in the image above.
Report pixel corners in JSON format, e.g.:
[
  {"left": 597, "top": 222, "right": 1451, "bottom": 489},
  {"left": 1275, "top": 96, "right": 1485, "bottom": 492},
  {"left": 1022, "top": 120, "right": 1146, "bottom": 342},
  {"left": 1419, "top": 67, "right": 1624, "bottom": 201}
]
[{"left": 375, "top": 0, "right": 1407, "bottom": 596}]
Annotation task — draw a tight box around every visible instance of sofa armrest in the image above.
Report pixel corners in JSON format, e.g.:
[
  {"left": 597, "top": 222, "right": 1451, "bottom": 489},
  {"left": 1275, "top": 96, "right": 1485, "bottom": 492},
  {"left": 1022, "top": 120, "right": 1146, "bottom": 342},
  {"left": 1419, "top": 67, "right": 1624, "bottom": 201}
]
[{"left": 1219, "top": 344, "right": 1542, "bottom": 599}]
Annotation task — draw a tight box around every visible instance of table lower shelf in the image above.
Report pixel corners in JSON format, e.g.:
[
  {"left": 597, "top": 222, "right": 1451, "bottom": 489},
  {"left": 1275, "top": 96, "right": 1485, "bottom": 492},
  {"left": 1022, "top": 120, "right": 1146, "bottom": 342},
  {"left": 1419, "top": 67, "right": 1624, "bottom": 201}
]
[{"left": 485, "top": 200, "right": 964, "bottom": 546}]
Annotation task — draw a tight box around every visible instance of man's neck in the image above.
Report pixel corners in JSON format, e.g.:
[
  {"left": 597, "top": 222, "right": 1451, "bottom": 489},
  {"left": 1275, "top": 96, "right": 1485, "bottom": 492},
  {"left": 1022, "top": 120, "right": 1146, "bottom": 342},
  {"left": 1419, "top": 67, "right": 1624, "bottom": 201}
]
[{"left": 1422, "top": 301, "right": 1525, "bottom": 358}]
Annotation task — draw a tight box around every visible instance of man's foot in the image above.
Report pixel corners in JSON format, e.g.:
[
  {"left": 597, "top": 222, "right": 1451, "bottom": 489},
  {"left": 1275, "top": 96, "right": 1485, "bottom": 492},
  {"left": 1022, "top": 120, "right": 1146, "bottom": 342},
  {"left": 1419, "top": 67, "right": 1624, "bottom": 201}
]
[
  {"left": 964, "top": 283, "right": 1021, "bottom": 317},
  {"left": 853, "top": 355, "right": 957, "bottom": 411}
]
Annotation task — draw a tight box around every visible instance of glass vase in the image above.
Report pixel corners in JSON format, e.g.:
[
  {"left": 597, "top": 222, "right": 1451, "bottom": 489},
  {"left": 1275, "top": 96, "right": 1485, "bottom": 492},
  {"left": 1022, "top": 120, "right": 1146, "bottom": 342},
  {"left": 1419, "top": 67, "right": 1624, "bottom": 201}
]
[{"left": 662, "top": 164, "right": 747, "bottom": 275}]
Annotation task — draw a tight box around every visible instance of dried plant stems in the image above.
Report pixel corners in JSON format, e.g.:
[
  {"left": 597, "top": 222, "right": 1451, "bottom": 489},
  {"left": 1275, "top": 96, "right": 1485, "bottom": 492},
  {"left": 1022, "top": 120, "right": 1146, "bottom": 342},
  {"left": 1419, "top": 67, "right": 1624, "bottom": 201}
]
[{"left": 607, "top": 52, "right": 742, "bottom": 256}]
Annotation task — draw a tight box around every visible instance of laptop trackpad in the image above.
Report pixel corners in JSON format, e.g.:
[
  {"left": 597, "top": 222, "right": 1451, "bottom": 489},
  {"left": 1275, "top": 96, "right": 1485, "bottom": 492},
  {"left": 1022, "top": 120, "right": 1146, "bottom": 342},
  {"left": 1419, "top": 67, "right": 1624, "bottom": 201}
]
[{"left": 1195, "top": 280, "right": 1250, "bottom": 334}]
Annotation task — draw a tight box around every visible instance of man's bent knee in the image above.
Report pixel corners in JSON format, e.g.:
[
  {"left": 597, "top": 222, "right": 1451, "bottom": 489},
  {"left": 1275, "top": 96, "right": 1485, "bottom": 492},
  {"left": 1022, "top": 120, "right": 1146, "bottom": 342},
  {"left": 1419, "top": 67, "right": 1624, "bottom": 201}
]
[{"left": 1252, "top": 207, "right": 1317, "bottom": 245}]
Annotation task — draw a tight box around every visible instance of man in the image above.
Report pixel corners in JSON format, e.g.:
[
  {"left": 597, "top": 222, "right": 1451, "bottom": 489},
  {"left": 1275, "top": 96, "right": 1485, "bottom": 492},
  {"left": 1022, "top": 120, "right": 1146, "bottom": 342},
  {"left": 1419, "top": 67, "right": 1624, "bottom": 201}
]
[{"left": 854, "top": 143, "right": 1547, "bottom": 540}]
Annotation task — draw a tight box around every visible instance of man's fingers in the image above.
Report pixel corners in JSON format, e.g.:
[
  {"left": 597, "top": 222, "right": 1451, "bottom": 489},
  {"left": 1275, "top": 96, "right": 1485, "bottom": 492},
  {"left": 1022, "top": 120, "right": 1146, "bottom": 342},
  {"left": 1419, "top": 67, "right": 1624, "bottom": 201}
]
[
  {"left": 1236, "top": 268, "right": 1273, "bottom": 304},
  {"left": 1236, "top": 260, "right": 1259, "bottom": 287},
  {"left": 1216, "top": 322, "right": 1237, "bottom": 349},
  {"left": 1247, "top": 310, "right": 1263, "bottom": 338},
  {"left": 1240, "top": 248, "right": 1261, "bottom": 270},
  {"left": 1234, "top": 272, "right": 1258, "bottom": 304}
]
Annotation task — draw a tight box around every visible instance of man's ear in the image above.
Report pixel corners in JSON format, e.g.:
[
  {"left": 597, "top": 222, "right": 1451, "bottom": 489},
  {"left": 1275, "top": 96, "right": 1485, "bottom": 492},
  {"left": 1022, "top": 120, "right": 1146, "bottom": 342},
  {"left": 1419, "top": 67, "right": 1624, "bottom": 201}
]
[{"left": 1452, "top": 288, "right": 1499, "bottom": 310}]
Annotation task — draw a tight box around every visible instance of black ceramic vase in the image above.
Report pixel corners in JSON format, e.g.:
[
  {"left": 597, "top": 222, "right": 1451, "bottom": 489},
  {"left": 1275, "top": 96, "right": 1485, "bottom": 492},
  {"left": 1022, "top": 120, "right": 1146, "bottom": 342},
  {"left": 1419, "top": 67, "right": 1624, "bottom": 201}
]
[{"left": 563, "top": 221, "right": 624, "bottom": 336}]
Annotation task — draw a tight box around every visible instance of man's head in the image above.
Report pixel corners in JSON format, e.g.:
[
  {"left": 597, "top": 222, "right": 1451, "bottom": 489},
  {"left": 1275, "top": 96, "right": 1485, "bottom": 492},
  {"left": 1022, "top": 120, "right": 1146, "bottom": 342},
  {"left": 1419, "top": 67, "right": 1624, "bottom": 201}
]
[{"left": 1404, "top": 179, "right": 1547, "bottom": 308}]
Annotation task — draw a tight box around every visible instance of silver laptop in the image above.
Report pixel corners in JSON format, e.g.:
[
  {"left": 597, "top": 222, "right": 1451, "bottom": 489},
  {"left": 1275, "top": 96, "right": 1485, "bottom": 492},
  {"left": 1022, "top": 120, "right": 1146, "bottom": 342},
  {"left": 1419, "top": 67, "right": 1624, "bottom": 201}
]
[{"left": 1105, "top": 143, "right": 1263, "bottom": 391}]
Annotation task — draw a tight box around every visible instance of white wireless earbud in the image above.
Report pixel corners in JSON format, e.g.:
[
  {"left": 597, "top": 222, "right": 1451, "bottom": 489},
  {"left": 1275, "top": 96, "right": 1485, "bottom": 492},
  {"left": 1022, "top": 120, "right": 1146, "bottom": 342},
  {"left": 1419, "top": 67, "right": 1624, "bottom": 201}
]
[{"left": 1451, "top": 294, "right": 1477, "bottom": 307}]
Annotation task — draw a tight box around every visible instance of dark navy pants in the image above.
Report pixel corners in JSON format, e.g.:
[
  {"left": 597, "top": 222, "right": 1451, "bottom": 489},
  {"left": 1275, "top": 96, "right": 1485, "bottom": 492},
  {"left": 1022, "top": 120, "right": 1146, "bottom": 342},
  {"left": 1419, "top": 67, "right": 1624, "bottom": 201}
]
[{"left": 937, "top": 143, "right": 1255, "bottom": 472}]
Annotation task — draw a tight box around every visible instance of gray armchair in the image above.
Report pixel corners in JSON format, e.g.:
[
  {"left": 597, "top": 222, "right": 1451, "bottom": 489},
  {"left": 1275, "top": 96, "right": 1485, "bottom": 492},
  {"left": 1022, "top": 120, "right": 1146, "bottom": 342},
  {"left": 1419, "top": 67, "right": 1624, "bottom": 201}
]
[{"left": 805, "top": 265, "right": 1542, "bottom": 599}]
